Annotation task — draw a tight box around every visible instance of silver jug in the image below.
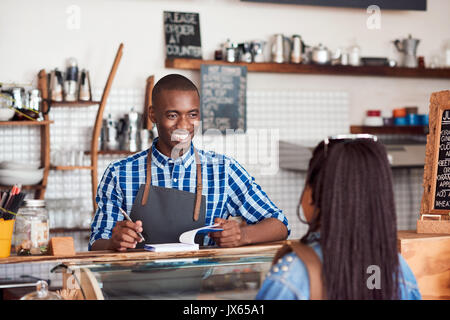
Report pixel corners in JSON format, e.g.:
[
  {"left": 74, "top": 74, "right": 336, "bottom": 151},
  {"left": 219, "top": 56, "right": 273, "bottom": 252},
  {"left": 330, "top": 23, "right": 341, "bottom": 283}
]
[
  {"left": 393, "top": 34, "right": 420, "bottom": 68},
  {"left": 290, "top": 35, "right": 303, "bottom": 64},
  {"left": 271, "top": 34, "right": 291, "bottom": 63}
]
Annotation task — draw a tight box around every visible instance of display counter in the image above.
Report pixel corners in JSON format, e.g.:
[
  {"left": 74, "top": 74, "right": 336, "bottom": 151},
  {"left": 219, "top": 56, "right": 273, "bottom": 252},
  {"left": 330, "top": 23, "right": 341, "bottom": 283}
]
[
  {"left": 1, "top": 232, "right": 449, "bottom": 300},
  {"left": 56, "top": 253, "right": 274, "bottom": 300}
]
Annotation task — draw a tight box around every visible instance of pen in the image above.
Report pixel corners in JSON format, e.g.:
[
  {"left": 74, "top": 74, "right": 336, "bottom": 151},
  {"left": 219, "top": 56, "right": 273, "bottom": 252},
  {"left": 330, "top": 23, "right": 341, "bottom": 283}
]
[{"left": 118, "top": 207, "right": 145, "bottom": 242}]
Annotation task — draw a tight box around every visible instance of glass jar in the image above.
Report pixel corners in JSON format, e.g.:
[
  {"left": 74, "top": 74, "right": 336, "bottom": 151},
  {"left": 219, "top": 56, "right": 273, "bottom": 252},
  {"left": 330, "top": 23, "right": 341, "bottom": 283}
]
[
  {"left": 14, "top": 199, "right": 49, "bottom": 255},
  {"left": 20, "top": 281, "right": 62, "bottom": 300}
]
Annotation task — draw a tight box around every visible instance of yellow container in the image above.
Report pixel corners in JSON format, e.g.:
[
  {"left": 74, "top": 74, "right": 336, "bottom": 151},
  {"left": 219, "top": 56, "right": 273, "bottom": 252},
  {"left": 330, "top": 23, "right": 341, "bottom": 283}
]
[{"left": 0, "top": 218, "right": 15, "bottom": 258}]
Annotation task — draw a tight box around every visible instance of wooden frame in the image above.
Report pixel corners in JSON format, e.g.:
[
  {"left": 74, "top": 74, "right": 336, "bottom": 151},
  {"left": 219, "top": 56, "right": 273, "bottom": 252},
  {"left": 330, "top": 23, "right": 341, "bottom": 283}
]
[{"left": 419, "top": 90, "right": 450, "bottom": 233}]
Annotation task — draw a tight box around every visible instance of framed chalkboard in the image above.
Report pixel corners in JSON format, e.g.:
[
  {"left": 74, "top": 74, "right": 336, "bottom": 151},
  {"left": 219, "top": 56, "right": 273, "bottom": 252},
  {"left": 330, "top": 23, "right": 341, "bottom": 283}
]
[
  {"left": 200, "top": 65, "right": 247, "bottom": 134},
  {"left": 421, "top": 91, "right": 450, "bottom": 216},
  {"left": 241, "top": 0, "right": 427, "bottom": 10},
  {"left": 164, "top": 11, "right": 202, "bottom": 59}
]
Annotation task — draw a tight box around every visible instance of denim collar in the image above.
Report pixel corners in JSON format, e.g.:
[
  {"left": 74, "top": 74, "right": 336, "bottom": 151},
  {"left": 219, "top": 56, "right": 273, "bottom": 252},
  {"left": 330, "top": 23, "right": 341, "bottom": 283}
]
[{"left": 151, "top": 137, "right": 195, "bottom": 169}]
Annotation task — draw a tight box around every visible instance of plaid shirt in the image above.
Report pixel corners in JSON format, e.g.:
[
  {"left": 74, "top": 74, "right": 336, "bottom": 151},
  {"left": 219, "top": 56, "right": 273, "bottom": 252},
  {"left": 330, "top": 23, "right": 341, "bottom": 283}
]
[{"left": 89, "top": 138, "right": 290, "bottom": 249}]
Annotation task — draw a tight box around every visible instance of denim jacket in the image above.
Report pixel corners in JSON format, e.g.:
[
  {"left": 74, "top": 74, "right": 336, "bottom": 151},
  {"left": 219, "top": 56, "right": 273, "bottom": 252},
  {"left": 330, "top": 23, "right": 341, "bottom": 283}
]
[{"left": 256, "top": 236, "right": 421, "bottom": 300}]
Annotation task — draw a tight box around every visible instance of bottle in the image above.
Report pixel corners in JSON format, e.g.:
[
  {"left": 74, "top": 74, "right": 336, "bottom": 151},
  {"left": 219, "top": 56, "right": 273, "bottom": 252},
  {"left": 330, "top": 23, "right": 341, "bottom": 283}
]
[{"left": 15, "top": 199, "right": 49, "bottom": 255}]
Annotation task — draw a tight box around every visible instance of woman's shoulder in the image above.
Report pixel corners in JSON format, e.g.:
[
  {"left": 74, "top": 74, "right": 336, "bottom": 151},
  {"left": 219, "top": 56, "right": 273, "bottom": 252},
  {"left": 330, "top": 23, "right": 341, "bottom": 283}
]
[
  {"left": 397, "top": 254, "right": 422, "bottom": 300},
  {"left": 257, "top": 242, "right": 322, "bottom": 300}
]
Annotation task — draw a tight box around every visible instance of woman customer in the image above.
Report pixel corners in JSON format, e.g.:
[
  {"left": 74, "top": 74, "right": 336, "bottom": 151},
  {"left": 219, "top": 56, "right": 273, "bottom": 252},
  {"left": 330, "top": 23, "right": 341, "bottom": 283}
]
[{"left": 256, "top": 135, "right": 421, "bottom": 300}]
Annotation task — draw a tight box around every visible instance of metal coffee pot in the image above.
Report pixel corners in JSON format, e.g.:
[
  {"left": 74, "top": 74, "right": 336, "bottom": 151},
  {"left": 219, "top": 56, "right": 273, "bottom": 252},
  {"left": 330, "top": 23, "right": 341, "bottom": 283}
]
[
  {"left": 118, "top": 108, "right": 142, "bottom": 152},
  {"left": 290, "top": 35, "right": 304, "bottom": 64},
  {"left": 101, "top": 114, "right": 119, "bottom": 151},
  {"left": 271, "top": 34, "right": 291, "bottom": 63},
  {"left": 393, "top": 34, "right": 420, "bottom": 68}
]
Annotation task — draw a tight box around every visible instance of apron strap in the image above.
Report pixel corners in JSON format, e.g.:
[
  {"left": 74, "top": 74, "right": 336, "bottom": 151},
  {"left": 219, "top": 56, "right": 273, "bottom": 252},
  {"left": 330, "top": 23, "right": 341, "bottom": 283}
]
[
  {"left": 193, "top": 150, "right": 202, "bottom": 221},
  {"left": 141, "top": 149, "right": 152, "bottom": 206},
  {"left": 141, "top": 147, "right": 203, "bottom": 222}
]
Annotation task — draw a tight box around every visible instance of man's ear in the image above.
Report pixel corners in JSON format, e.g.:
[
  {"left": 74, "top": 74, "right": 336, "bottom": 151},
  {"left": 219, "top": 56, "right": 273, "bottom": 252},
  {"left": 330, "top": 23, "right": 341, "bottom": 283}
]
[{"left": 149, "top": 106, "right": 156, "bottom": 124}]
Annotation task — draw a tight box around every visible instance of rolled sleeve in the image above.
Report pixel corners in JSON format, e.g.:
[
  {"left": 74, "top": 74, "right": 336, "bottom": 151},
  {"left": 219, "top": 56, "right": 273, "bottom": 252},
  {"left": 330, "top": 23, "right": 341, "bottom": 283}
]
[
  {"left": 225, "top": 157, "right": 290, "bottom": 235},
  {"left": 88, "top": 163, "right": 124, "bottom": 250}
]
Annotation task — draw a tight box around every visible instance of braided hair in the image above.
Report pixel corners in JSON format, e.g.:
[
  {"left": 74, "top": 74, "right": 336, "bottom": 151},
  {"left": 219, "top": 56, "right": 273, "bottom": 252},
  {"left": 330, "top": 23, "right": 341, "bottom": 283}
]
[{"left": 300, "top": 139, "right": 399, "bottom": 299}]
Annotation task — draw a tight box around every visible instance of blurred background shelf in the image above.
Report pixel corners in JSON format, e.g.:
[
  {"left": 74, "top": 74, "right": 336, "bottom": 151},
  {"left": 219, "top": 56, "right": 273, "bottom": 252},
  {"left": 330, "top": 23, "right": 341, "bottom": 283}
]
[
  {"left": 0, "top": 184, "right": 45, "bottom": 190},
  {"left": 85, "top": 150, "right": 137, "bottom": 155},
  {"left": 50, "top": 227, "right": 90, "bottom": 233},
  {"left": 165, "top": 58, "right": 450, "bottom": 79},
  {"left": 50, "top": 166, "right": 94, "bottom": 171},
  {"left": 45, "top": 100, "right": 100, "bottom": 107},
  {"left": 0, "top": 120, "right": 53, "bottom": 126},
  {"left": 350, "top": 125, "right": 429, "bottom": 135}
]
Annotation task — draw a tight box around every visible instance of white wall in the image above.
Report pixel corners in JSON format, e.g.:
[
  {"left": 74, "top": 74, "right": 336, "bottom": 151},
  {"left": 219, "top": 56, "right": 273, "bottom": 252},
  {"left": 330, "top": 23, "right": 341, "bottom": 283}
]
[{"left": 1, "top": 0, "right": 449, "bottom": 124}]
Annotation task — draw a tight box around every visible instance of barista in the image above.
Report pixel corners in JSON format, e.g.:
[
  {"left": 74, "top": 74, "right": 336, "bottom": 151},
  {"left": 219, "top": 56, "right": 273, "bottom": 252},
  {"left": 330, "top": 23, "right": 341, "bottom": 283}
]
[{"left": 89, "top": 74, "right": 289, "bottom": 251}]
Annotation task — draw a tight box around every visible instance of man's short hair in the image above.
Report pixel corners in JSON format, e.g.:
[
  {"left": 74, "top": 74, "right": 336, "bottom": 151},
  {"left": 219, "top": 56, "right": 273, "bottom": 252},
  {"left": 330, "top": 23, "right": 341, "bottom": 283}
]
[{"left": 152, "top": 74, "right": 199, "bottom": 108}]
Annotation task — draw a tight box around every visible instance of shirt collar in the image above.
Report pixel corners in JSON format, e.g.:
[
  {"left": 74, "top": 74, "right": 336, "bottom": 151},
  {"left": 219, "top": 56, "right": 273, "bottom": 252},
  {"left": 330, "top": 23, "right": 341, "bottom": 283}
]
[{"left": 151, "top": 137, "right": 196, "bottom": 169}]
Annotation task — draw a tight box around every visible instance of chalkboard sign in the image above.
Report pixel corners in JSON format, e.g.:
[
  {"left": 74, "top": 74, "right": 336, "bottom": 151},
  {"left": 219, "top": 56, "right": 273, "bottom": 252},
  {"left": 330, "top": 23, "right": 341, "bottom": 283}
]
[
  {"left": 200, "top": 65, "right": 247, "bottom": 134},
  {"left": 241, "top": 0, "right": 426, "bottom": 11},
  {"left": 421, "top": 90, "right": 450, "bottom": 216},
  {"left": 434, "top": 110, "right": 450, "bottom": 210},
  {"left": 164, "top": 11, "right": 202, "bottom": 59}
]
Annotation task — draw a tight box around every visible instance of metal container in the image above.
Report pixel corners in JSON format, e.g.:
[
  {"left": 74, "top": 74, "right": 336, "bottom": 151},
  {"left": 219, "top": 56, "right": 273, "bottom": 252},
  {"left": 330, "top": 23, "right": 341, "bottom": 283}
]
[
  {"left": 310, "top": 43, "right": 331, "bottom": 65},
  {"left": 290, "top": 35, "right": 303, "bottom": 64}
]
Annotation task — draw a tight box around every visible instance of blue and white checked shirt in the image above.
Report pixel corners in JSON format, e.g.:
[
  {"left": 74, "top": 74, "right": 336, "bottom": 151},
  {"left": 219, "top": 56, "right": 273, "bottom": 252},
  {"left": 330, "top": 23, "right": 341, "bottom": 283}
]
[{"left": 89, "top": 138, "right": 289, "bottom": 249}]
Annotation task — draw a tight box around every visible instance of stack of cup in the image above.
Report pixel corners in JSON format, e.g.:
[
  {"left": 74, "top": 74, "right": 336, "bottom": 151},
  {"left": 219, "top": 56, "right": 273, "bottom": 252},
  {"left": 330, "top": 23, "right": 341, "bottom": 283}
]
[
  {"left": 364, "top": 110, "right": 383, "bottom": 126},
  {"left": 393, "top": 108, "right": 407, "bottom": 126}
]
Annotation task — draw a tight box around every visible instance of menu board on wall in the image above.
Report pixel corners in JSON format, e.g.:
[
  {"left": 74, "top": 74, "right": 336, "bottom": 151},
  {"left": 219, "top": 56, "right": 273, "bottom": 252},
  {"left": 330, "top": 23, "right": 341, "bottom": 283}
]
[
  {"left": 164, "top": 11, "right": 202, "bottom": 59},
  {"left": 200, "top": 65, "right": 247, "bottom": 134},
  {"left": 241, "top": 0, "right": 426, "bottom": 10},
  {"left": 433, "top": 110, "right": 450, "bottom": 210}
]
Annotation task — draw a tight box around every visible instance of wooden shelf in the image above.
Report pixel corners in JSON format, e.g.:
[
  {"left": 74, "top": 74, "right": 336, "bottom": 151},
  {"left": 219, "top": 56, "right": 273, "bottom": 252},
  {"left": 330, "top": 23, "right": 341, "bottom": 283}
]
[
  {"left": 0, "top": 184, "right": 45, "bottom": 190},
  {"left": 50, "top": 166, "right": 94, "bottom": 171},
  {"left": 85, "top": 150, "right": 137, "bottom": 156},
  {"left": 165, "top": 58, "right": 450, "bottom": 79},
  {"left": 350, "top": 125, "right": 429, "bottom": 135},
  {"left": 0, "top": 120, "right": 53, "bottom": 126},
  {"left": 50, "top": 227, "right": 90, "bottom": 233},
  {"left": 46, "top": 100, "right": 100, "bottom": 107}
]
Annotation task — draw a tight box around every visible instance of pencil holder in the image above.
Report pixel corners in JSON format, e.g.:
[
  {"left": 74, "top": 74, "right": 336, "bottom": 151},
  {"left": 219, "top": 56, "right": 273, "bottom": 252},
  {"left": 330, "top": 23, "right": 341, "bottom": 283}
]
[{"left": 0, "top": 218, "right": 15, "bottom": 258}]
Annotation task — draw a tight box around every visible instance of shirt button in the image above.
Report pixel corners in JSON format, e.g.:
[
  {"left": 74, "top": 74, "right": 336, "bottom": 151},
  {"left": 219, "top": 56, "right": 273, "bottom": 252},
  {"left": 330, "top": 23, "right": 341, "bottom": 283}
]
[{"left": 173, "top": 178, "right": 177, "bottom": 182}]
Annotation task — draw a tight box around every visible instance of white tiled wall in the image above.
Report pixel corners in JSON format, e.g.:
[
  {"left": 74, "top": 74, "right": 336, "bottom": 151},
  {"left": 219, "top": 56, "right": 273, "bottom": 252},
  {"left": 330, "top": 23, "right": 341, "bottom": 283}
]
[{"left": 0, "top": 88, "right": 424, "bottom": 288}]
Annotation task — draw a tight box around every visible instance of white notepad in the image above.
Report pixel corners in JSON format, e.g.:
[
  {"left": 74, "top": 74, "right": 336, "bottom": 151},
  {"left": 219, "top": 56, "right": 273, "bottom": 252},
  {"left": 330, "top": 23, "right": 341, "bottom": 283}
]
[{"left": 144, "top": 224, "right": 223, "bottom": 252}]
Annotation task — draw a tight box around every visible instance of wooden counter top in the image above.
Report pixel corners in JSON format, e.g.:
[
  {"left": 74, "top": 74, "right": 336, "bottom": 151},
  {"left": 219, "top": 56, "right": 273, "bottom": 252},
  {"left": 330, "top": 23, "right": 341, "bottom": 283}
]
[{"left": 0, "top": 241, "right": 287, "bottom": 265}]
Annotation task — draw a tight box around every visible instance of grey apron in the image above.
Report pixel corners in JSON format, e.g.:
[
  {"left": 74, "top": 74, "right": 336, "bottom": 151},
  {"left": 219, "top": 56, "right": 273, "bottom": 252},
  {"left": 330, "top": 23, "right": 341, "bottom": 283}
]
[{"left": 130, "top": 148, "right": 206, "bottom": 247}]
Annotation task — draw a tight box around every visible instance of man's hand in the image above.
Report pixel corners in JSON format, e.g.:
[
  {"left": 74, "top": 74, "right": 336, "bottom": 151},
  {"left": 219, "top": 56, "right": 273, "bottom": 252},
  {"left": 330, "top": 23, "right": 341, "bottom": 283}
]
[
  {"left": 209, "top": 218, "right": 248, "bottom": 248},
  {"left": 108, "top": 220, "right": 144, "bottom": 251}
]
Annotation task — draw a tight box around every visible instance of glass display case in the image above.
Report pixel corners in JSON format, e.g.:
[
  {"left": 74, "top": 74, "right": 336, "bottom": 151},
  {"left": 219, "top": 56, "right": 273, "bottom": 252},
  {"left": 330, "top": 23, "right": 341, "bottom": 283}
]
[{"left": 55, "top": 253, "right": 274, "bottom": 300}]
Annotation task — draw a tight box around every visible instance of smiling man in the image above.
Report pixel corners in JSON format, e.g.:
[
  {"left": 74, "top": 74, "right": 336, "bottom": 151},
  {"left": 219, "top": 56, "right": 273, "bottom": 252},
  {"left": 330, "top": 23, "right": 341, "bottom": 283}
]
[{"left": 89, "top": 74, "right": 289, "bottom": 251}]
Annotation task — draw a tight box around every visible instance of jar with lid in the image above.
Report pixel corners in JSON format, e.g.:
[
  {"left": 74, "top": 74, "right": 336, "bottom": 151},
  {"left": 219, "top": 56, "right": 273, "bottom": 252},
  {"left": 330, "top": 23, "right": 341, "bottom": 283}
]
[
  {"left": 14, "top": 199, "right": 49, "bottom": 255},
  {"left": 20, "top": 281, "right": 62, "bottom": 300}
]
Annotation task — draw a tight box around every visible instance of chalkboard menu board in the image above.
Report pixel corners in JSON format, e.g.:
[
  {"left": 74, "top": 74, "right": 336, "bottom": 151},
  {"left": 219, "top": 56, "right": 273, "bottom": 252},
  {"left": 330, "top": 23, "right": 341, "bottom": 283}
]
[
  {"left": 164, "top": 11, "right": 202, "bottom": 59},
  {"left": 420, "top": 90, "right": 450, "bottom": 216},
  {"left": 434, "top": 110, "right": 450, "bottom": 210},
  {"left": 200, "top": 65, "right": 247, "bottom": 134}
]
